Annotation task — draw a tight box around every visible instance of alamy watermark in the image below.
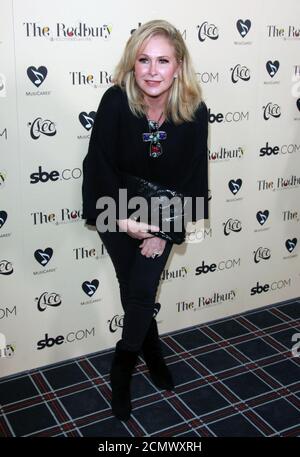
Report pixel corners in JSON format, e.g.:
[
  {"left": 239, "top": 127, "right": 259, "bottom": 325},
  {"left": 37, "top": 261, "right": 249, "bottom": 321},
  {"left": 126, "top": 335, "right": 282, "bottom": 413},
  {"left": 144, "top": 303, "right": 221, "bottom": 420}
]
[
  {"left": 95, "top": 189, "right": 205, "bottom": 235},
  {"left": 291, "top": 332, "right": 300, "bottom": 357}
]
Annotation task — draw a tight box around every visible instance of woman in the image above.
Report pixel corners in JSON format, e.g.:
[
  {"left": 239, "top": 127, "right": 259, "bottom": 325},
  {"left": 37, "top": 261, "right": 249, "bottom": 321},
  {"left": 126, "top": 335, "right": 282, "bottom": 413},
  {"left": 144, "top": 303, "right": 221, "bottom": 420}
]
[{"left": 82, "top": 19, "right": 209, "bottom": 421}]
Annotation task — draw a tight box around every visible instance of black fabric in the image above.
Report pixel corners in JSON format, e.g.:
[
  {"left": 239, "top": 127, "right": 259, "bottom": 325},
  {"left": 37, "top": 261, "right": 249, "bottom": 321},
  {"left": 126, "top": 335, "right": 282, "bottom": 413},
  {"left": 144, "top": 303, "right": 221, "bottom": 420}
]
[
  {"left": 97, "top": 229, "right": 173, "bottom": 352},
  {"left": 82, "top": 85, "right": 209, "bottom": 225}
]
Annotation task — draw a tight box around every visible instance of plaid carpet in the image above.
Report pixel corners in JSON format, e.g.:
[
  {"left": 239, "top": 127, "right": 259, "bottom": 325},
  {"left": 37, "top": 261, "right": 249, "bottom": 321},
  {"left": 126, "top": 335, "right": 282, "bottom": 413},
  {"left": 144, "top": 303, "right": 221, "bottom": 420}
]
[{"left": 0, "top": 298, "right": 299, "bottom": 437}]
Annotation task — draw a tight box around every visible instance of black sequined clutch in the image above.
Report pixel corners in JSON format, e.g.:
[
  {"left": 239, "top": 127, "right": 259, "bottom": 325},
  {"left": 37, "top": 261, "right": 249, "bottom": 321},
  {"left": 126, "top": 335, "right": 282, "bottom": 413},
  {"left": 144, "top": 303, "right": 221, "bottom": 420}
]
[{"left": 121, "top": 172, "right": 187, "bottom": 244}]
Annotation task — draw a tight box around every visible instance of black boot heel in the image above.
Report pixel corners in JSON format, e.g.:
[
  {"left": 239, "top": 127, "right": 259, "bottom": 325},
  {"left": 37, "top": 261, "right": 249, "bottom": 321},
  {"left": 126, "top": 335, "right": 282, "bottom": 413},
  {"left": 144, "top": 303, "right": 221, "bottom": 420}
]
[{"left": 142, "top": 317, "right": 175, "bottom": 391}]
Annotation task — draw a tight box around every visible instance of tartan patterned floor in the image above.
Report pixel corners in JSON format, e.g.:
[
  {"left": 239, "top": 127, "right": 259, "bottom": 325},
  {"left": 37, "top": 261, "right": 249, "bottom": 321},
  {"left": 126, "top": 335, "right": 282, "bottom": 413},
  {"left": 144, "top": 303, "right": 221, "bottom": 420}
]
[{"left": 0, "top": 297, "right": 299, "bottom": 437}]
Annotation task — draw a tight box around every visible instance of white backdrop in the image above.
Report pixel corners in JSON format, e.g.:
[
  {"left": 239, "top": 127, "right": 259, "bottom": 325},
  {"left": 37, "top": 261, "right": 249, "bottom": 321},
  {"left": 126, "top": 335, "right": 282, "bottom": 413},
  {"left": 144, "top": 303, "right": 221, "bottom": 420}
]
[{"left": 0, "top": 0, "right": 300, "bottom": 378}]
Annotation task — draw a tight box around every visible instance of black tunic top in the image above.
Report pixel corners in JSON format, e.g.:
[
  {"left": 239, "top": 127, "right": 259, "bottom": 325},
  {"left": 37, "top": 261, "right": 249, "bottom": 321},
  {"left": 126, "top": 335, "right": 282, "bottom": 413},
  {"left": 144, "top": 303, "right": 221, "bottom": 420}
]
[{"left": 81, "top": 85, "right": 209, "bottom": 225}]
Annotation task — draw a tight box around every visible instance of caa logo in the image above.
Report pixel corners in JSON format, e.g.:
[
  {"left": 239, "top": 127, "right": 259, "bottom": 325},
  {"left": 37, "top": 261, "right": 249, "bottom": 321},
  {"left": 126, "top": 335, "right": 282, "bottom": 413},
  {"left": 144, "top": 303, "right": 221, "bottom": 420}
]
[
  {"left": 108, "top": 304, "right": 160, "bottom": 333},
  {"left": 108, "top": 315, "right": 124, "bottom": 333},
  {"left": 29, "top": 117, "right": 56, "bottom": 139},
  {"left": 263, "top": 102, "right": 281, "bottom": 120},
  {"left": 231, "top": 64, "right": 250, "bottom": 83},
  {"left": 253, "top": 247, "right": 271, "bottom": 263},
  {"left": 36, "top": 292, "right": 62, "bottom": 311},
  {"left": 0, "top": 260, "right": 13, "bottom": 275},
  {"left": 223, "top": 218, "right": 242, "bottom": 235},
  {"left": 197, "top": 21, "right": 219, "bottom": 42}
]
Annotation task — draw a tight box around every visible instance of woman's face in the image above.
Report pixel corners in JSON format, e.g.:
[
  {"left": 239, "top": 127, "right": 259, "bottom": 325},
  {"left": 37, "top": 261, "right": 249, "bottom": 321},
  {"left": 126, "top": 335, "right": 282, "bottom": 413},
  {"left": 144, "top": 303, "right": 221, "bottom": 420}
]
[{"left": 134, "top": 34, "right": 180, "bottom": 101}]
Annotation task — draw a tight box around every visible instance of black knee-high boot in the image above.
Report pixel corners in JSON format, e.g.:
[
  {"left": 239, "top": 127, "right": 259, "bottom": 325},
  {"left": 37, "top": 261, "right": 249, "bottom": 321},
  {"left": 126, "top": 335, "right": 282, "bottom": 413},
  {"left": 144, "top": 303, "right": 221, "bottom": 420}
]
[
  {"left": 110, "top": 340, "right": 140, "bottom": 421},
  {"left": 141, "top": 317, "right": 175, "bottom": 390}
]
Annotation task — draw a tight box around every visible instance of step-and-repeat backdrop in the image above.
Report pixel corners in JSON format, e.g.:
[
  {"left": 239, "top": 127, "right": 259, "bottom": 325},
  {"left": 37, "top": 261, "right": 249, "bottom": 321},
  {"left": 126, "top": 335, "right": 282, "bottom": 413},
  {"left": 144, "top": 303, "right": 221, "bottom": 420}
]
[{"left": 1, "top": 0, "right": 299, "bottom": 378}]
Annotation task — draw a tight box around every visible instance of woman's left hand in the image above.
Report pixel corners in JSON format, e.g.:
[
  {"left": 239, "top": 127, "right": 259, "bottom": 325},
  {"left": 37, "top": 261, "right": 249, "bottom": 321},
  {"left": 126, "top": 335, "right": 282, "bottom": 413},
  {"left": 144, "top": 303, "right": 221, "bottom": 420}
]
[{"left": 139, "top": 237, "right": 167, "bottom": 258}]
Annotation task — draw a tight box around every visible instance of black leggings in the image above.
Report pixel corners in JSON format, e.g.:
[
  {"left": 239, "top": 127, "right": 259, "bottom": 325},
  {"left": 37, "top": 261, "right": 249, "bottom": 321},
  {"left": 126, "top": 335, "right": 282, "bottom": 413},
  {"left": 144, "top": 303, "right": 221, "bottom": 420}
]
[{"left": 97, "top": 229, "right": 174, "bottom": 351}]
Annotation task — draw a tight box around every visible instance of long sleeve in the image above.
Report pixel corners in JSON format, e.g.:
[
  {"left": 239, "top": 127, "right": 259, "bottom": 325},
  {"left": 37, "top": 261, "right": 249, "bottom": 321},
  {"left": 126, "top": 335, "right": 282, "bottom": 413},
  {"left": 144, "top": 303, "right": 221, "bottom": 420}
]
[
  {"left": 181, "top": 101, "right": 209, "bottom": 222},
  {"left": 82, "top": 86, "right": 122, "bottom": 224}
]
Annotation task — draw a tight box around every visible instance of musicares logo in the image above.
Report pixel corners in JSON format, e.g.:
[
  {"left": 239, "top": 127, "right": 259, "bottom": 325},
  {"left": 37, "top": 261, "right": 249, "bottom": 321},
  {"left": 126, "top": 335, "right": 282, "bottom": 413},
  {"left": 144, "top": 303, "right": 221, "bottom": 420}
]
[
  {"left": 266, "top": 60, "right": 280, "bottom": 77},
  {"left": 28, "top": 117, "right": 56, "bottom": 139},
  {"left": 27, "top": 66, "right": 47, "bottom": 87},
  {"left": 26, "top": 66, "right": 51, "bottom": 96},
  {"left": 33, "top": 248, "right": 56, "bottom": 275},
  {"left": 79, "top": 111, "right": 95, "bottom": 131},
  {"left": 256, "top": 210, "right": 269, "bottom": 226},
  {"left": 236, "top": 19, "right": 251, "bottom": 38},
  {"left": 80, "top": 280, "right": 102, "bottom": 306},
  {"left": 34, "top": 248, "right": 53, "bottom": 266}
]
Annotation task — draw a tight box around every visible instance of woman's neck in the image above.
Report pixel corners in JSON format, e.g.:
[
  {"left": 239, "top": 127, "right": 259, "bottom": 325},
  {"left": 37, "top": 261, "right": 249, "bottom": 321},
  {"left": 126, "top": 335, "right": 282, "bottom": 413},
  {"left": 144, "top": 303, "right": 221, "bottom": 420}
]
[{"left": 144, "top": 92, "right": 168, "bottom": 115}]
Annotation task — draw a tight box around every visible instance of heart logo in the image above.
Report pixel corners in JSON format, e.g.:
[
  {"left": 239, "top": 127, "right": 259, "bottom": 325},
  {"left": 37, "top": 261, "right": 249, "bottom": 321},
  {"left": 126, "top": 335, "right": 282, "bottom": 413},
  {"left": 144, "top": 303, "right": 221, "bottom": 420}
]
[
  {"left": 236, "top": 19, "right": 251, "bottom": 37},
  {"left": 266, "top": 61, "right": 279, "bottom": 78},
  {"left": 228, "top": 179, "right": 242, "bottom": 195},
  {"left": 296, "top": 99, "right": 300, "bottom": 112},
  {"left": 285, "top": 238, "right": 297, "bottom": 253},
  {"left": 0, "top": 210, "right": 7, "bottom": 228},
  {"left": 79, "top": 112, "right": 96, "bottom": 131},
  {"left": 82, "top": 280, "right": 99, "bottom": 297},
  {"left": 34, "top": 248, "right": 53, "bottom": 266},
  {"left": 256, "top": 210, "right": 269, "bottom": 225},
  {"left": 27, "top": 66, "right": 48, "bottom": 87}
]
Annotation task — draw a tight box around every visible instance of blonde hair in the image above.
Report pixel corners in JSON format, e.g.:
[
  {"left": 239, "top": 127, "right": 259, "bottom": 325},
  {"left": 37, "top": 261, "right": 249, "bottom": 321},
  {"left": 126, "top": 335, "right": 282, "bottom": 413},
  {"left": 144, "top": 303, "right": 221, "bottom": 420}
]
[{"left": 113, "top": 19, "right": 203, "bottom": 124}]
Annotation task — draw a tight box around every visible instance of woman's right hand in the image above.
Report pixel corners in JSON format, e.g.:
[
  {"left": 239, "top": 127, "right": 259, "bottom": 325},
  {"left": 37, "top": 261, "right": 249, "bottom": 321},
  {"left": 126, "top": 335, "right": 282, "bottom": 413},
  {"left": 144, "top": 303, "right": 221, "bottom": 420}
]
[{"left": 117, "top": 218, "right": 160, "bottom": 240}]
